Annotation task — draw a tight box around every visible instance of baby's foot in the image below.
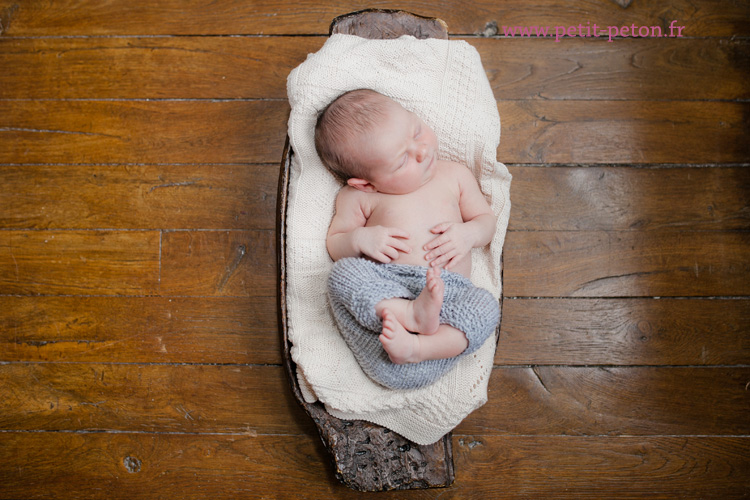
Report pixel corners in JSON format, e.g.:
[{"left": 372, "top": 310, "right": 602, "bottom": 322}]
[
  {"left": 380, "top": 309, "right": 420, "bottom": 364},
  {"left": 410, "top": 267, "right": 444, "bottom": 335}
]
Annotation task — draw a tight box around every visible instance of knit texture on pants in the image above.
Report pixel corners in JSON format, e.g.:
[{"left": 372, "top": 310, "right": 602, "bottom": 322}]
[{"left": 328, "top": 258, "right": 500, "bottom": 390}]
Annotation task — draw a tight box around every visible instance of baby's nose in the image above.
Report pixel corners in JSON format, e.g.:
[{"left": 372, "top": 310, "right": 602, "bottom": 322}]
[{"left": 416, "top": 144, "right": 428, "bottom": 162}]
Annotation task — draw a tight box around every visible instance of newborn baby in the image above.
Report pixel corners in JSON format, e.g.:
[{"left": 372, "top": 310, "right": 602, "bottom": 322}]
[{"left": 317, "top": 89, "right": 500, "bottom": 389}]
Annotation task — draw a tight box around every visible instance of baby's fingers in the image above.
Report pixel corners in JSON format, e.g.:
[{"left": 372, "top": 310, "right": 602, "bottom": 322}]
[
  {"left": 444, "top": 254, "right": 462, "bottom": 270},
  {"left": 389, "top": 238, "right": 411, "bottom": 254},
  {"left": 424, "top": 233, "right": 448, "bottom": 251},
  {"left": 374, "top": 251, "right": 393, "bottom": 263},
  {"left": 429, "top": 249, "right": 457, "bottom": 268},
  {"left": 381, "top": 246, "right": 402, "bottom": 261},
  {"left": 430, "top": 222, "right": 451, "bottom": 234},
  {"left": 388, "top": 227, "right": 411, "bottom": 240}
]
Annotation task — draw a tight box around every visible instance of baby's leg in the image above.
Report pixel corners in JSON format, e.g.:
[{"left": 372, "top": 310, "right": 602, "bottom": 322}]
[
  {"left": 380, "top": 309, "right": 469, "bottom": 364},
  {"left": 375, "top": 267, "right": 444, "bottom": 335}
]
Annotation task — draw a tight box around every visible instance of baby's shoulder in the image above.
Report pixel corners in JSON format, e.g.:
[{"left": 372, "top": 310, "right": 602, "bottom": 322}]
[
  {"left": 435, "top": 159, "right": 476, "bottom": 184},
  {"left": 334, "top": 185, "right": 371, "bottom": 211}
]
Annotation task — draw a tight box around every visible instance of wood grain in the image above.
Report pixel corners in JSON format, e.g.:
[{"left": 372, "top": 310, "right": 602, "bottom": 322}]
[
  {"left": 0, "top": 0, "right": 747, "bottom": 36},
  {"left": 504, "top": 231, "right": 750, "bottom": 297},
  {"left": 0, "top": 100, "right": 289, "bottom": 164},
  {"left": 472, "top": 37, "right": 750, "bottom": 101},
  {"left": 0, "top": 296, "right": 280, "bottom": 364},
  {"left": 2, "top": 364, "right": 747, "bottom": 436},
  {"left": 0, "top": 37, "right": 322, "bottom": 99},
  {"left": 2, "top": 100, "right": 747, "bottom": 165},
  {"left": 497, "top": 298, "right": 750, "bottom": 365},
  {"left": 463, "top": 366, "right": 750, "bottom": 436},
  {"left": 0, "top": 230, "right": 160, "bottom": 295},
  {"left": 0, "top": 164, "right": 278, "bottom": 230},
  {"left": 0, "top": 363, "right": 314, "bottom": 435},
  {"left": 450, "top": 435, "right": 750, "bottom": 499},
  {"left": 0, "top": 433, "right": 747, "bottom": 499},
  {"left": 498, "top": 100, "right": 750, "bottom": 164},
  {"left": 3, "top": 37, "right": 747, "bottom": 101},
  {"left": 508, "top": 166, "right": 750, "bottom": 231},
  {"left": 330, "top": 9, "right": 449, "bottom": 40},
  {"left": 6, "top": 229, "right": 746, "bottom": 298},
  {"left": 2, "top": 296, "right": 747, "bottom": 367},
  {"left": 2, "top": 165, "right": 747, "bottom": 232},
  {"left": 160, "top": 230, "right": 276, "bottom": 297}
]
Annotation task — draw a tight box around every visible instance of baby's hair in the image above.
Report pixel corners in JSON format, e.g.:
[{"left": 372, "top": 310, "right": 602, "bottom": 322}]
[{"left": 314, "top": 89, "right": 391, "bottom": 182}]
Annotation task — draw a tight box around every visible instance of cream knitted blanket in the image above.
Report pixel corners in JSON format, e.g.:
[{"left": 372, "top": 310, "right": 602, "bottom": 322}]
[{"left": 285, "top": 34, "right": 511, "bottom": 445}]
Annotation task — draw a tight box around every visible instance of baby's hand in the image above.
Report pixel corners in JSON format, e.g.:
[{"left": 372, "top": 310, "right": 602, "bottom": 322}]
[
  {"left": 424, "top": 222, "right": 474, "bottom": 270},
  {"left": 355, "top": 226, "right": 411, "bottom": 263}
]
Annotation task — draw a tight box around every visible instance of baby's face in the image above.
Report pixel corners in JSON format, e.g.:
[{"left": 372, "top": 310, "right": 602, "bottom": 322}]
[{"left": 349, "top": 99, "right": 439, "bottom": 195}]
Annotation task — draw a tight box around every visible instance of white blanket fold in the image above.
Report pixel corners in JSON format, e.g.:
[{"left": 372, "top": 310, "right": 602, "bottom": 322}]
[{"left": 285, "top": 34, "right": 511, "bottom": 445}]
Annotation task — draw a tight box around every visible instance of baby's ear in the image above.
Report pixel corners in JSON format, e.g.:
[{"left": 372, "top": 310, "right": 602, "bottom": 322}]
[{"left": 346, "top": 178, "right": 377, "bottom": 193}]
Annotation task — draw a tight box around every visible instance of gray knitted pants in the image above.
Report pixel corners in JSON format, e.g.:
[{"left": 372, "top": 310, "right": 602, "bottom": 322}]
[{"left": 327, "top": 257, "right": 500, "bottom": 390}]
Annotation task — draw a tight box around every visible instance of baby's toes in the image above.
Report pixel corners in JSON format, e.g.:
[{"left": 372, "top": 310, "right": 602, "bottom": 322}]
[
  {"left": 381, "top": 325, "right": 395, "bottom": 340},
  {"left": 381, "top": 311, "right": 395, "bottom": 337},
  {"left": 425, "top": 268, "right": 437, "bottom": 287},
  {"left": 428, "top": 274, "right": 445, "bottom": 294}
]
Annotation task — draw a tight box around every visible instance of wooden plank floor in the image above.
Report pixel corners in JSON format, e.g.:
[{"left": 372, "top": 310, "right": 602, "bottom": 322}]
[{"left": 1, "top": 1, "right": 748, "bottom": 498}]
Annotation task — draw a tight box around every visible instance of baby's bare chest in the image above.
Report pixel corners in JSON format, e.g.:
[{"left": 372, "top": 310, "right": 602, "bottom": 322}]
[{"left": 371, "top": 182, "right": 459, "bottom": 222}]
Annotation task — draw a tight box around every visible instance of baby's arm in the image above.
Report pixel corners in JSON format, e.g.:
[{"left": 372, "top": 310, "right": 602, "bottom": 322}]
[
  {"left": 327, "top": 187, "right": 412, "bottom": 263},
  {"left": 424, "top": 164, "right": 497, "bottom": 270}
]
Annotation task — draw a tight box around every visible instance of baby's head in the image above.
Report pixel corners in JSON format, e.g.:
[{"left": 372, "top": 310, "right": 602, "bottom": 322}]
[
  {"left": 314, "top": 89, "right": 391, "bottom": 183},
  {"left": 315, "top": 89, "right": 439, "bottom": 194}
]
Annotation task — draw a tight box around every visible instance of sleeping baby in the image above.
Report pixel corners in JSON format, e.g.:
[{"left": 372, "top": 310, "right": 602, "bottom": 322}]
[{"left": 316, "top": 89, "right": 500, "bottom": 390}]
